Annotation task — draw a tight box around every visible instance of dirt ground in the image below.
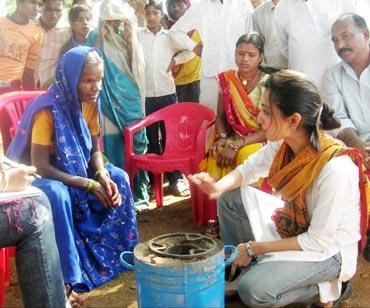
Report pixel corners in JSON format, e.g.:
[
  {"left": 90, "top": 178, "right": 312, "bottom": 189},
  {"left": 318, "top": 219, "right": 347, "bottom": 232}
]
[{"left": 4, "top": 192, "right": 370, "bottom": 307}]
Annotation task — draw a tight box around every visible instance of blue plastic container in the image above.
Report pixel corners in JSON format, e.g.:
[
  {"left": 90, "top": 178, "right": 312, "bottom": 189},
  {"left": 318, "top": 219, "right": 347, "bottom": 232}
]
[{"left": 120, "top": 233, "right": 237, "bottom": 308}]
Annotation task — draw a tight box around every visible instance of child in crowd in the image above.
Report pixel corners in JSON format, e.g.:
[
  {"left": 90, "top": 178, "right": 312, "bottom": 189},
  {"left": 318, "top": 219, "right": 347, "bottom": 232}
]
[
  {"left": 137, "top": 0, "right": 195, "bottom": 196},
  {"left": 61, "top": 4, "right": 93, "bottom": 54}
]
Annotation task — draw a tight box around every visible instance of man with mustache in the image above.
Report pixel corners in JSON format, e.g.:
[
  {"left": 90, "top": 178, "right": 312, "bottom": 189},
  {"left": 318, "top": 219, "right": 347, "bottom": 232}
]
[{"left": 323, "top": 13, "right": 370, "bottom": 262}]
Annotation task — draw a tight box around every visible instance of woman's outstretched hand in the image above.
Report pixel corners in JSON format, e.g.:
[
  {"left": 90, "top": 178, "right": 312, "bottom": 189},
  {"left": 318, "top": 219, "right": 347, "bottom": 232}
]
[{"left": 187, "top": 172, "right": 221, "bottom": 199}]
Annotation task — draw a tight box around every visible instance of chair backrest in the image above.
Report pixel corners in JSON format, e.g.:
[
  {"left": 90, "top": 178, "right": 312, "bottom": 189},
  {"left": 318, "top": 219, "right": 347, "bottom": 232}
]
[
  {"left": 0, "top": 91, "right": 44, "bottom": 151},
  {"left": 149, "top": 103, "right": 215, "bottom": 156}
]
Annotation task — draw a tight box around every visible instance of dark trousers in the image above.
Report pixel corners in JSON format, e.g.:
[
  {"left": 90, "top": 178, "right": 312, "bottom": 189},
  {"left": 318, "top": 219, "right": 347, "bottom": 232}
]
[
  {"left": 145, "top": 94, "right": 182, "bottom": 185},
  {"left": 176, "top": 80, "right": 200, "bottom": 103}
]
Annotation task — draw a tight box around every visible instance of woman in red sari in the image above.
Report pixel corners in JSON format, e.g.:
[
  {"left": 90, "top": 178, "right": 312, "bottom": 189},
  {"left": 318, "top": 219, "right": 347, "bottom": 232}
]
[
  {"left": 201, "top": 32, "right": 267, "bottom": 180},
  {"left": 200, "top": 33, "right": 268, "bottom": 236}
]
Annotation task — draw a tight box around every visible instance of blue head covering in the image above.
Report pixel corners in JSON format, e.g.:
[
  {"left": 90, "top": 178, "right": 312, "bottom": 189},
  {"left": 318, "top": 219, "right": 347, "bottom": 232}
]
[
  {"left": 7, "top": 46, "right": 100, "bottom": 162},
  {"left": 7, "top": 46, "right": 102, "bottom": 219}
]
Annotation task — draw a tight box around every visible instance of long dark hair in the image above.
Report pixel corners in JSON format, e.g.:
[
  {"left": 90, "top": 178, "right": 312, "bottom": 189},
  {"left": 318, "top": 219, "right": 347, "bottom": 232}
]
[
  {"left": 265, "top": 70, "right": 340, "bottom": 151},
  {"left": 236, "top": 32, "right": 264, "bottom": 54}
]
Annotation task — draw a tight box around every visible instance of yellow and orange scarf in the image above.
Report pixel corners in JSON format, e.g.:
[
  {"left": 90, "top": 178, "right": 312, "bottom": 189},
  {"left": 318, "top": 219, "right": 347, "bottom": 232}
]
[
  {"left": 269, "top": 133, "right": 369, "bottom": 249},
  {"left": 216, "top": 70, "right": 261, "bottom": 135}
]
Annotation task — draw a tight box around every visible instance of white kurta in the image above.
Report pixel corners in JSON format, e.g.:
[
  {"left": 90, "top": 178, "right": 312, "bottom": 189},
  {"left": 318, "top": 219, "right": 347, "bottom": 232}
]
[
  {"left": 235, "top": 141, "right": 360, "bottom": 302},
  {"left": 274, "top": 0, "right": 357, "bottom": 90},
  {"left": 170, "top": 0, "right": 254, "bottom": 78}
]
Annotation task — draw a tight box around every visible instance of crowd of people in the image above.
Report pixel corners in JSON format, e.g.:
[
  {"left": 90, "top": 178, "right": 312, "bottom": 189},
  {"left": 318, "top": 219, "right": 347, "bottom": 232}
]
[{"left": 1, "top": 0, "right": 370, "bottom": 307}]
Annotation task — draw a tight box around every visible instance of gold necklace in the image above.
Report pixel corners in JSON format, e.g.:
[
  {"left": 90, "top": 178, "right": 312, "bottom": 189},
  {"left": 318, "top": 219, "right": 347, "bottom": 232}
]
[
  {"left": 236, "top": 70, "right": 258, "bottom": 86},
  {"left": 239, "top": 76, "right": 249, "bottom": 86},
  {"left": 236, "top": 70, "right": 261, "bottom": 94}
]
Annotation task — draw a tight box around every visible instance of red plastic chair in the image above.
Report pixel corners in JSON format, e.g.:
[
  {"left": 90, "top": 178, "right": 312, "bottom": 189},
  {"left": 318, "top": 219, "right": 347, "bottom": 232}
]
[
  {"left": 199, "top": 174, "right": 273, "bottom": 226},
  {"left": 124, "top": 103, "right": 215, "bottom": 221},
  {"left": 0, "top": 91, "right": 44, "bottom": 149},
  {"left": 0, "top": 91, "right": 44, "bottom": 307},
  {"left": 0, "top": 249, "right": 6, "bottom": 307}
]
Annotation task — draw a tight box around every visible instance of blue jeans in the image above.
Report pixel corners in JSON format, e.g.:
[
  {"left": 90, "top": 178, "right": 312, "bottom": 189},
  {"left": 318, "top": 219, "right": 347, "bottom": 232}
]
[
  {"left": 0, "top": 193, "right": 66, "bottom": 308},
  {"left": 217, "top": 189, "right": 342, "bottom": 307}
]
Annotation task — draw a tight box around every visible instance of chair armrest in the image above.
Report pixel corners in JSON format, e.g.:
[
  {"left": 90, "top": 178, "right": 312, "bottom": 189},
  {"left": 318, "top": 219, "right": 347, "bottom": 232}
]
[
  {"left": 196, "top": 118, "right": 215, "bottom": 157},
  {"left": 124, "top": 114, "right": 160, "bottom": 164}
]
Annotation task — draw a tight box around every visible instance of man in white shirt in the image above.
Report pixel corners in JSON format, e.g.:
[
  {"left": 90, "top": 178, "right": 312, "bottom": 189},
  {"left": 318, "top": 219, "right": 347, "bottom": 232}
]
[
  {"left": 252, "top": 0, "right": 287, "bottom": 73},
  {"left": 275, "top": 0, "right": 357, "bottom": 90},
  {"left": 170, "top": 0, "right": 254, "bottom": 111},
  {"left": 323, "top": 13, "right": 370, "bottom": 261},
  {"left": 137, "top": 0, "right": 195, "bottom": 196},
  {"left": 35, "top": 0, "right": 71, "bottom": 89}
]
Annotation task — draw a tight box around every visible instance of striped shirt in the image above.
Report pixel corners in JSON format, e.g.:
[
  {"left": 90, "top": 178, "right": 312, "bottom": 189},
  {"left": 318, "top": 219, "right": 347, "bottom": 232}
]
[{"left": 35, "top": 17, "right": 71, "bottom": 89}]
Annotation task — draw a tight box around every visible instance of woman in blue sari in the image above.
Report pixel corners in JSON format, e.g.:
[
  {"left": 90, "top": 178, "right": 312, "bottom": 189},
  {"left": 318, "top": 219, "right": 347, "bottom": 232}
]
[
  {"left": 7, "top": 47, "right": 139, "bottom": 295},
  {"left": 88, "top": 0, "right": 149, "bottom": 209}
]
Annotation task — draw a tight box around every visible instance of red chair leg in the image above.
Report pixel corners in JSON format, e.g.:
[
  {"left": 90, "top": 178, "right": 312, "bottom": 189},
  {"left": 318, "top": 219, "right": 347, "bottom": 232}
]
[
  {"left": 126, "top": 167, "right": 135, "bottom": 192},
  {"left": 205, "top": 198, "right": 217, "bottom": 224},
  {"left": 189, "top": 183, "right": 199, "bottom": 225},
  {"left": 4, "top": 248, "right": 14, "bottom": 288},
  {"left": 0, "top": 248, "right": 6, "bottom": 308},
  {"left": 153, "top": 173, "right": 164, "bottom": 208}
]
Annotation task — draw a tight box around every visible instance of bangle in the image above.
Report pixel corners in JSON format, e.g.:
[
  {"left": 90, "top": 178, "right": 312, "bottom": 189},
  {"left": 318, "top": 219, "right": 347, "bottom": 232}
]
[
  {"left": 94, "top": 168, "right": 108, "bottom": 180},
  {"left": 243, "top": 136, "right": 247, "bottom": 147},
  {"left": 86, "top": 179, "right": 100, "bottom": 194},
  {"left": 244, "top": 241, "right": 254, "bottom": 257},
  {"left": 216, "top": 132, "right": 228, "bottom": 140}
]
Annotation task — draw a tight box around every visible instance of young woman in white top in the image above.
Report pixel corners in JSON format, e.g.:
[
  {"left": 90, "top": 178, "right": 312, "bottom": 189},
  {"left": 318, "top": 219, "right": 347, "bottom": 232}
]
[{"left": 189, "top": 70, "right": 367, "bottom": 307}]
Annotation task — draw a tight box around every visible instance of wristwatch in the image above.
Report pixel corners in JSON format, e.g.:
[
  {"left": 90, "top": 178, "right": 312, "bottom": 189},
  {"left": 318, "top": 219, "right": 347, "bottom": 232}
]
[{"left": 244, "top": 241, "right": 254, "bottom": 257}]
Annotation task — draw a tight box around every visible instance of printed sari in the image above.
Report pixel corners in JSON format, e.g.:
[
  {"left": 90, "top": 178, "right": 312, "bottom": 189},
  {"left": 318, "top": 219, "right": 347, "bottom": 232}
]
[
  {"left": 200, "top": 70, "right": 267, "bottom": 179},
  {"left": 87, "top": 24, "right": 149, "bottom": 207},
  {"left": 7, "top": 47, "right": 139, "bottom": 291}
]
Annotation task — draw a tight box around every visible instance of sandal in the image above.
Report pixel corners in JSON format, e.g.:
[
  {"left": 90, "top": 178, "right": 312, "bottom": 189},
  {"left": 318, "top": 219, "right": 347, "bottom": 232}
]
[
  {"left": 65, "top": 284, "right": 85, "bottom": 308},
  {"left": 170, "top": 179, "right": 190, "bottom": 197},
  {"left": 205, "top": 219, "right": 220, "bottom": 238}
]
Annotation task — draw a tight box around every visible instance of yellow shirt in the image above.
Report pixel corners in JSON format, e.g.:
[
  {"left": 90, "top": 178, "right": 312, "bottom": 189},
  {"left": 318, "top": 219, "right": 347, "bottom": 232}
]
[
  {"left": 31, "top": 102, "right": 100, "bottom": 147},
  {"left": 0, "top": 17, "right": 44, "bottom": 81},
  {"left": 174, "top": 30, "right": 201, "bottom": 86}
]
